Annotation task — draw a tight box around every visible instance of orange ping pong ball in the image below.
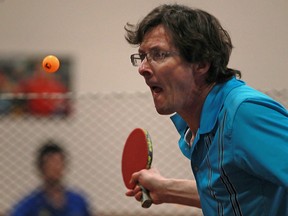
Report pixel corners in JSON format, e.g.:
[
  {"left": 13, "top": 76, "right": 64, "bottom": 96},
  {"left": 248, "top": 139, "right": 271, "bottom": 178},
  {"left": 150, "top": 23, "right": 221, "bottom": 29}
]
[{"left": 42, "top": 55, "right": 60, "bottom": 73}]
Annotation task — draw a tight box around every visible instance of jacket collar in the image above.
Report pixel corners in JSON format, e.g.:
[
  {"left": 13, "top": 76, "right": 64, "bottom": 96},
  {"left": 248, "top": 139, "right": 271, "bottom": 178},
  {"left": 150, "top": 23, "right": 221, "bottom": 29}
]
[{"left": 171, "top": 77, "right": 245, "bottom": 137}]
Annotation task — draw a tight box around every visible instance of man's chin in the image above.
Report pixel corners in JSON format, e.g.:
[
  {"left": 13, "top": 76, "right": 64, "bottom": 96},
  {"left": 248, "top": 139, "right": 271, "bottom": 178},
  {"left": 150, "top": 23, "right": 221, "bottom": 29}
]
[{"left": 155, "top": 106, "right": 174, "bottom": 115}]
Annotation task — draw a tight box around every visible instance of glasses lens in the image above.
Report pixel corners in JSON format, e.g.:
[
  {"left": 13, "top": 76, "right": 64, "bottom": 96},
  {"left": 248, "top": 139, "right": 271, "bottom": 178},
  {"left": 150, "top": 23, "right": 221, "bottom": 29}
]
[{"left": 131, "top": 54, "right": 142, "bottom": 66}]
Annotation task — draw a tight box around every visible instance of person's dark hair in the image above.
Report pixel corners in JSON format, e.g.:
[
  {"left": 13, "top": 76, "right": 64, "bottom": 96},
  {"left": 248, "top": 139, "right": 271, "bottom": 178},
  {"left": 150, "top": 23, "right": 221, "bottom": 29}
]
[
  {"left": 36, "top": 140, "right": 66, "bottom": 171},
  {"left": 125, "top": 4, "right": 241, "bottom": 83}
]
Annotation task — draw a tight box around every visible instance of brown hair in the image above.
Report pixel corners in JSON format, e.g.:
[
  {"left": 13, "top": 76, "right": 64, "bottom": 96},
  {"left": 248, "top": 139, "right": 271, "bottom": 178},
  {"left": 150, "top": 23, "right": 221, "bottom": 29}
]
[{"left": 125, "top": 4, "right": 241, "bottom": 83}]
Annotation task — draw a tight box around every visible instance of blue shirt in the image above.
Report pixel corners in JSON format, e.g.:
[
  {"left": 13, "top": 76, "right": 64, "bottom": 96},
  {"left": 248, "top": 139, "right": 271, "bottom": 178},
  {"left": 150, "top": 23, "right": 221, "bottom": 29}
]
[
  {"left": 10, "top": 187, "right": 91, "bottom": 216},
  {"left": 171, "top": 78, "right": 288, "bottom": 216}
]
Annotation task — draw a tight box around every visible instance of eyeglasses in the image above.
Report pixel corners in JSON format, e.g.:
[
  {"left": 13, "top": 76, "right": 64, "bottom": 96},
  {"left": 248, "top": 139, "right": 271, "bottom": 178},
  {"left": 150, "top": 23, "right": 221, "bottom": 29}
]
[{"left": 130, "top": 50, "right": 178, "bottom": 67}]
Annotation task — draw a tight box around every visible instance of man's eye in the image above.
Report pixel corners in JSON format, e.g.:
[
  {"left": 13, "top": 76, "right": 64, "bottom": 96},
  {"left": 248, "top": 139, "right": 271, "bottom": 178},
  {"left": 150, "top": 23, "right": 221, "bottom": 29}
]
[{"left": 153, "top": 51, "right": 164, "bottom": 59}]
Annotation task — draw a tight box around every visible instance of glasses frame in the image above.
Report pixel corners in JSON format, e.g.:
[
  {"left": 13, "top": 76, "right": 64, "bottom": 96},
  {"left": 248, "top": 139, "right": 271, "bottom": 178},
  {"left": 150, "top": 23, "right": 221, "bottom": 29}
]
[{"left": 130, "top": 50, "right": 178, "bottom": 67}]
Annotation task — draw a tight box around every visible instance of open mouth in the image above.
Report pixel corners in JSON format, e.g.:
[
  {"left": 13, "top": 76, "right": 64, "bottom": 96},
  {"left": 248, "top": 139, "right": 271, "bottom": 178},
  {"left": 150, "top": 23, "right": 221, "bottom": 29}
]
[{"left": 151, "top": 86, "right": 163, "bottom": 94}]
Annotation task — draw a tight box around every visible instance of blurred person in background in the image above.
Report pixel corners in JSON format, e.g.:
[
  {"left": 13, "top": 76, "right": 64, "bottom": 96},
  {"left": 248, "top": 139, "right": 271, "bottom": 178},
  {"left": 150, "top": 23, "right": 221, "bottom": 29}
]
[
  {"left": 9, "top": 140, "right": 92, "bottom": 216},
  {"left": 17, "top": 63, "right": 70, "bottom": 116}
]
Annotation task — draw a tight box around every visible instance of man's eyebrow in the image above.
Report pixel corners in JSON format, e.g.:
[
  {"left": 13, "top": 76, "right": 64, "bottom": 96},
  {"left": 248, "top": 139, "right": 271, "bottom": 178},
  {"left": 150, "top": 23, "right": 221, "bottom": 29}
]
[{"left": 138, "top": 46, "right": 162, "bottom": 53}]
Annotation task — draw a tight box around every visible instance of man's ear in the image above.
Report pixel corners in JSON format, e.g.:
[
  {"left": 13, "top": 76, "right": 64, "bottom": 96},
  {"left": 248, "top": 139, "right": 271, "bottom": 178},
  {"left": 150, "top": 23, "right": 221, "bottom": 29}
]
[{"left": 196, "top": 61, "right": 211, "bottom": 75}]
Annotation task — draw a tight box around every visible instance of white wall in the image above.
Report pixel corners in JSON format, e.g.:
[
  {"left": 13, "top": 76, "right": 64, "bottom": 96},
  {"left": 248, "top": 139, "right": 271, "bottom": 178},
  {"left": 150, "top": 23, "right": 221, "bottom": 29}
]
[{"left": 0, "top": 0, "right": 287, "bottom": 93}]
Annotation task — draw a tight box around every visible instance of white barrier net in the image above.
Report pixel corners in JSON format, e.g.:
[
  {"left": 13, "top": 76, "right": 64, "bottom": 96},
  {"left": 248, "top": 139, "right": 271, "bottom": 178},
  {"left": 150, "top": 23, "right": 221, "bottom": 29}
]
[{"left": 0, "top": 89, "right": 287, "bottom": 216}]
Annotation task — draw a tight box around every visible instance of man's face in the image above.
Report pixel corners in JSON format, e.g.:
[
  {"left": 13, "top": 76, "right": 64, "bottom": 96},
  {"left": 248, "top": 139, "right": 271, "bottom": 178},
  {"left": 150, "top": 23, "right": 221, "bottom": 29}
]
[
  {"left": 138, "top": 25, "right": 199, "bottom": 115},
  {"left": 41, "top": 153, "right": 65, "bottom": 185}
]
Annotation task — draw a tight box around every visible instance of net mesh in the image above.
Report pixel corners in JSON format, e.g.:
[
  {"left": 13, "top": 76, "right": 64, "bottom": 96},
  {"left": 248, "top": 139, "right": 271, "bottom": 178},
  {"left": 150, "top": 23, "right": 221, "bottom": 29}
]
[{"left": 0, "top": 89, "right": 287, "bottom": 216}]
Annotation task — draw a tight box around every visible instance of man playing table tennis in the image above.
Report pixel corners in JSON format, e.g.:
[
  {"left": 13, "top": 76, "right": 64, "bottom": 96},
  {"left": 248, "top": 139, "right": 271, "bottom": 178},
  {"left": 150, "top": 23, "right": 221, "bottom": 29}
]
[{"left": 124, "top": 4, "right": 288, "bottom": 216}]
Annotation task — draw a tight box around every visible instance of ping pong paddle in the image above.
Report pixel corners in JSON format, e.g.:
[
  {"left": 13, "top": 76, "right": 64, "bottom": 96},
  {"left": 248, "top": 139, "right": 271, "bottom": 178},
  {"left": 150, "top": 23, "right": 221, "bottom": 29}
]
[{"left": 121, "top": 128, "right": 153, "bottom": 208}]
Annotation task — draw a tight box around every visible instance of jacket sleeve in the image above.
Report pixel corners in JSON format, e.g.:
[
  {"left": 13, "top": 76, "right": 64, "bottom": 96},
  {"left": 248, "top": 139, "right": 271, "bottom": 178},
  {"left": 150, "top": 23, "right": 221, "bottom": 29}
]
[{"left": 231, "top": 100, "right": 288, "bottom": 187}]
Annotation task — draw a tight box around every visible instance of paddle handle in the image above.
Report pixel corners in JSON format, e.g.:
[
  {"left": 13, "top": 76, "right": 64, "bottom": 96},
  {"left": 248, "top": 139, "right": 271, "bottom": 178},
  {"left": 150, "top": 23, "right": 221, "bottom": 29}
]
[{"left": 139, "top": 185, "right": 152, "bottom": 208}]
